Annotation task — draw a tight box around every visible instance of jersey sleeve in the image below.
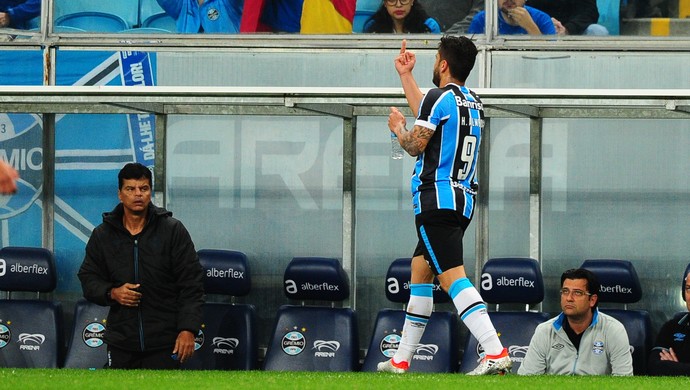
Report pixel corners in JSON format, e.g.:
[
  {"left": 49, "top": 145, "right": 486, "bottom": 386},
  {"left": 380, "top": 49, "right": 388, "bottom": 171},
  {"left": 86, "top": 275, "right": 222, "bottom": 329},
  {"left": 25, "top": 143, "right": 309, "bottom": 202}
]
[{"left": 414, "top": 88, "right": 449, "bottom": 132}]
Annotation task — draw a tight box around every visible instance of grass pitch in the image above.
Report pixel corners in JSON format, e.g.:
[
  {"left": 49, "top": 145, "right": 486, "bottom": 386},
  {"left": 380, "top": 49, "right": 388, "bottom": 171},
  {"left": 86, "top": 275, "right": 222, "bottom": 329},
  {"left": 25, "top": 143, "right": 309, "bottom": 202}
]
[{"left": 1, "top": 369, "right": 690, "bottom": 389}]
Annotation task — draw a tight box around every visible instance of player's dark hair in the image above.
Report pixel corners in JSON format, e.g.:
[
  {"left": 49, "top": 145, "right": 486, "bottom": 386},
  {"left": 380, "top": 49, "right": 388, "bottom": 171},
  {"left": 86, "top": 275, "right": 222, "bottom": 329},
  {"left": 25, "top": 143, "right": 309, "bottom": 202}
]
[
  {"left": 438, "top": 35, "right": 477, "bottom": 82},
  {"left": 561, "top": 268, "right": 600, "bottom": 308},
  {"left": 118, "top": 162, "right": 152, "bottom": 189}
]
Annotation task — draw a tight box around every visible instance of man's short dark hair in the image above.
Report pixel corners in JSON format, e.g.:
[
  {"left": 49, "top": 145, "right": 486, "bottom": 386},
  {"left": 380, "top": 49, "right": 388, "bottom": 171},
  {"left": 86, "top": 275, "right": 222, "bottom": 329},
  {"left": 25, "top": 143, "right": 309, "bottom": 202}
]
[
  {"left": 438, "top": 35, "right": 477, "bottom": 83},
  {"left": 118, "top": 162, "right": 152, "bottom": 190},
  {"left": 561, "top": 268, "right": 600, "bottom": 309},
  {"left": 561, "top": 268, "right": 600, "bottom": 296}
]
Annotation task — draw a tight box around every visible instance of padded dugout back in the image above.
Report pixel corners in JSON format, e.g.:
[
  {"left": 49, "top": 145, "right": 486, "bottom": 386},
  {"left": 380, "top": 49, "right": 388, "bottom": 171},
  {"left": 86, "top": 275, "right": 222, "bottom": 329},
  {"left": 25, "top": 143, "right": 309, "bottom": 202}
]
[
  {"left": 362, "top": 258, "right": 458, "bottom": 372},
  {"left": 0, "top": 247, "right": 63, "bottom": 368},
  {"left": 63, "top": 299, "right": 109, "bottom": 368},
  {"left": 263, "top": 257, "right": 358, "bottom": 372},
  {"left": 680, "top": 264, "right": 690, "bottom": 301},
  {"left": 182, "top": 249, "right": 257, "bottom": 370},
  {"left": 581, "top": 259, "right": 652, "bottom": 375},
  {"left": 460, "top": 257, "right": 550, "bottom": 374}
]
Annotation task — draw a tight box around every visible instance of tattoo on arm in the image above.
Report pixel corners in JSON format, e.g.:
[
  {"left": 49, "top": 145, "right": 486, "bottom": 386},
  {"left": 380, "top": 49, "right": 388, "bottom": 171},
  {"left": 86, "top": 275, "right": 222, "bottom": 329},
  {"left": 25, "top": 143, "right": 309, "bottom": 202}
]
[{"left": 400, "top": 125, "right": 433, "bottom": 156}]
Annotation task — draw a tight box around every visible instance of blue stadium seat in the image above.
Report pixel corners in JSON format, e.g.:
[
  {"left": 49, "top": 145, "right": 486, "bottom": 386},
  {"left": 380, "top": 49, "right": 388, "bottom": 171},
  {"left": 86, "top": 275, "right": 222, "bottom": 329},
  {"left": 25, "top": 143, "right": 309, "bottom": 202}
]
[
  {"left": 355, "top": 0, "right": 381, "bottom": 13},
  {"left": 141, "top": 12, "right": 177, "bottom": 32},
  {"left": 597, "top": 0, "right": 620, "bottom": 35},
  {"left": 182, "top": 249, "right": 257, "bottom": 370},
  {"left": 54, "top": 0, "right": 139, "bottom": 29},
  {"left": 263, "top": 257, "right": 358, "bottom": 372},
  {"left": 581, "top": 259, "right": 652, "bottom": 375},
  {"left": 361, "top": 258, "right": 458, "bottom": 372},
  {"left": 460, "top": 257, "right": 550, "bottom": 374},
  {"left": 352, "top": 11, "right": 374, "bottom": 33},
  {"left": 54, "top": 26, "right": 87, "bottom": 33},
  {"left": 26, "top": 16, "right": 40, "bottom": 30},
  {"left": 63, "top": 299, "right": 109, "bottom": 369},
  {"left": 55, "top": 12, "right": 130, "bottom": 33},
  {"left": 139, "top": 0, "right": 166, "bottom": 26},
  {"left": 0, "top": 247, "right": 63, "bottom": 368}
]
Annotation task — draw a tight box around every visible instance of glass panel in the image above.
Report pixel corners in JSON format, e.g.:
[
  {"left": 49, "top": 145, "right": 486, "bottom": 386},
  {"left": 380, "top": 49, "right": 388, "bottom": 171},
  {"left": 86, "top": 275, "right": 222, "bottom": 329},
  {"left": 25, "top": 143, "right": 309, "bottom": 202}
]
[
  {"left": 154, "top": 49, "right": 459, "bottom": 88},
  {"left": 166, "top": 114, "right": 344, "bottom": 346},
  {"left": 0, "top": 113, "right": 43, "bottom": 248},
  {"left": 542, "top": 118, "right": 690, "bottom": 332},
  {"left": 491, "top": 51, "right": 690, "bottom": 89},
  {"left": 0, "top": 50, "right": 43, "bottom": 85},
  {"left": 54, "top": 113, "right": 138, "bottom": 297},
  {"left": 488, "top": 118, "right": 532, "bottom": 258}
]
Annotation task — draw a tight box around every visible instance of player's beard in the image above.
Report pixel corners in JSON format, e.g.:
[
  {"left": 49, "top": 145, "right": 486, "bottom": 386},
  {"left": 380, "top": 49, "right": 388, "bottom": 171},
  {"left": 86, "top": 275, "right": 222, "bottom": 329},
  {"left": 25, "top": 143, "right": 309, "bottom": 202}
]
[{"left": 432, "top": 67, "right": 440, "bottom": 87}]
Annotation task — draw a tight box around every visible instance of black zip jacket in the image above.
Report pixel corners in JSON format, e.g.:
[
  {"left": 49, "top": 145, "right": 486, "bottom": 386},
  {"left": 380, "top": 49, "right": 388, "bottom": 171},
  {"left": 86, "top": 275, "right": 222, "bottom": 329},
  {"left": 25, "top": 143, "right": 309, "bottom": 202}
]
[
  {"left": 526, "top": 0, "right": 599, "bottom": 35},
  {"left": 648, "top": 312, "right": 690, "bottom": 376},
  {"left": 78, "top": 202, "right": 204, "bottom": 352}
]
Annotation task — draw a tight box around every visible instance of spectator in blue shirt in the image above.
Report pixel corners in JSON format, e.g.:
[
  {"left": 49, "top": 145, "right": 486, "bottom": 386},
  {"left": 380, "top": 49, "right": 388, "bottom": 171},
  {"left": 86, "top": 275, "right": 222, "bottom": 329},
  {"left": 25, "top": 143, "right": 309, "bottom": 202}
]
[
  {"left": 156, "top": 0, "right": 243, "bottom": 33},
  {"left": 468, "top": 0, "right": 555, "bottom": 35},
  {"left": 0, "top": 0, "right": 40, "bottom": 29}
]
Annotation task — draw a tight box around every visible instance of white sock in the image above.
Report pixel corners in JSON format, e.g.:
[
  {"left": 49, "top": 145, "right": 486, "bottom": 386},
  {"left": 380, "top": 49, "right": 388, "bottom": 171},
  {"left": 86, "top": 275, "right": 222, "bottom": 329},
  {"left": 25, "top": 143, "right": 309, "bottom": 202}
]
[
  {"left": 392, "top": 283, "right": 433, "bottom": 364},
  {"left": 449, "top": 277, "right": 504, "bottom": 356}
]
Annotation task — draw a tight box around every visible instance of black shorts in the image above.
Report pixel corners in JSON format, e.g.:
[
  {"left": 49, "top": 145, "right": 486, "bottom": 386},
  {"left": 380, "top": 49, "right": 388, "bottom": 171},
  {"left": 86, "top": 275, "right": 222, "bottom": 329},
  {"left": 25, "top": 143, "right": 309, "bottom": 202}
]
[
  {"left": 413, "top": 208, "right": 471, "bottom": 275},
  {"left": 107, "top": 345, "right": 180, "bottom": 370}
]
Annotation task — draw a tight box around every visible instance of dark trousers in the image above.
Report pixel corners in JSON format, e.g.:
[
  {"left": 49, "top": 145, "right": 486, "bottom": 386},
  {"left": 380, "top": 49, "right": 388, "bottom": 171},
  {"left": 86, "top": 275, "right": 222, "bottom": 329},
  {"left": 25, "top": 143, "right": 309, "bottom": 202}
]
[{"left": 107, "top": 345, "right": 181, "bottom": 369}]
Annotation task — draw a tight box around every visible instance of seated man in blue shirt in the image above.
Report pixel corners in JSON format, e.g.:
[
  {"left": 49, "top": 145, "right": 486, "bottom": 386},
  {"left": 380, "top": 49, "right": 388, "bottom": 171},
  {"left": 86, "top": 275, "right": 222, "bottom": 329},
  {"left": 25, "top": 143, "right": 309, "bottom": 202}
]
[
  {"left": 468, "top": 0, "right": 555, "bottom": 35},
  {"left": 156, "top": 0, "right": 243, "bottom": 33},
  {"left": 0, "top": 0, "right": 40, "bottom": 29}
]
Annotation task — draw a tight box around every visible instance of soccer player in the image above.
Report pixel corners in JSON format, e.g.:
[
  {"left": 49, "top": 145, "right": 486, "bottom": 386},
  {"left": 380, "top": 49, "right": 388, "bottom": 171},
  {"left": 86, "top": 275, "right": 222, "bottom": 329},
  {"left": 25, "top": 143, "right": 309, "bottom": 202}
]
[{"left": 377, "top": 36, "right": 512, "bottom": 376}]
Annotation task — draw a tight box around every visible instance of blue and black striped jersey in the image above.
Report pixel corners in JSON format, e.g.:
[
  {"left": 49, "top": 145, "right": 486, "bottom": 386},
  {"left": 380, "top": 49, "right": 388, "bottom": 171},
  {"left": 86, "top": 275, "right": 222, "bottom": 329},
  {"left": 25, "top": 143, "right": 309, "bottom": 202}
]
[{"left": 411, "top": 83, "right": 484, "bottom": 217}]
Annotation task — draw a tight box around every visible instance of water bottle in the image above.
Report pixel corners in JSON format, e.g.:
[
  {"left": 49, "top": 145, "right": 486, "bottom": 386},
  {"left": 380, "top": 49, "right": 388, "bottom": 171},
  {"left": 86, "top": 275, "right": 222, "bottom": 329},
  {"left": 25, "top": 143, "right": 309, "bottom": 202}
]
[{"left": 390, "top": 132, "right": 404, "bottom": 159}]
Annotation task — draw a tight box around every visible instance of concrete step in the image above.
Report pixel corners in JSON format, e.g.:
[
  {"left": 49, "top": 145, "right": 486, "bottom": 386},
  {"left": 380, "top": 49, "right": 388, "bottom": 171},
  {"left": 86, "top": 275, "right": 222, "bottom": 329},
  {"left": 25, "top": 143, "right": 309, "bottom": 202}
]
[{"left": 621, "top": 17, "right": 690, "bottom": 35}]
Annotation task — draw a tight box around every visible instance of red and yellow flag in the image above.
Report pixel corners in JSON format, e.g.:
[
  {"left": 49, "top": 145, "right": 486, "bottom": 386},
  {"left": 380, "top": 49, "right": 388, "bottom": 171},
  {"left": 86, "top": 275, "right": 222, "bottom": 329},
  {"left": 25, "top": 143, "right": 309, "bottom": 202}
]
[
  {"left": 240, "top": 0, "right": 356, "bottom": 34},
  {"left": 300, "top": 0, "right": 356, "bottom": 34}
]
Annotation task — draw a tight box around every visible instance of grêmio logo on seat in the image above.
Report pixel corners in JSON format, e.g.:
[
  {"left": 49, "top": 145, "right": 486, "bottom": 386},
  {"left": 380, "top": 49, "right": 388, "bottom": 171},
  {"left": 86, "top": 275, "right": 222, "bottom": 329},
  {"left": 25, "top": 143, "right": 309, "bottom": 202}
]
[
  {"left": 599, "top": 284, "right": 632, "bottom": 294},
  {"left": 206, "top": 267, "right": 244, "bottom": 279},
  {"left": 0, "top": 259, "right": 49, "bottom": 277}
]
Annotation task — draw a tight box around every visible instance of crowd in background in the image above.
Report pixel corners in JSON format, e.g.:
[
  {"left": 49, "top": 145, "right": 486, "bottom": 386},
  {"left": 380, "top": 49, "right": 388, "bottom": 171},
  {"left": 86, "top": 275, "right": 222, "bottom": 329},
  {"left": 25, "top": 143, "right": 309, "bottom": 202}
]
[{"left": 0, "top": 0, "right": 684, "bottom": 35}]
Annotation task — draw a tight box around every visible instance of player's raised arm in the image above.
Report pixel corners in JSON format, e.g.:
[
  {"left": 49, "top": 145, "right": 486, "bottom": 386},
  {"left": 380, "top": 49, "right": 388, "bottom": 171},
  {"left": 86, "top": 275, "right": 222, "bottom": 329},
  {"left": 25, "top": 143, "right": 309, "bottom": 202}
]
[{"left": 394, "top": 39, "right": 424, "bottom": 118}]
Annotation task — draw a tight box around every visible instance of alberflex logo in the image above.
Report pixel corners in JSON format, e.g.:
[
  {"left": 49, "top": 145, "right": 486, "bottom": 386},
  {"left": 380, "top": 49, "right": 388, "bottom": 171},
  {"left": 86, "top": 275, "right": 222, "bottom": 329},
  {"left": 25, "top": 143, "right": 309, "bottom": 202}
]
[
  {"left": 206, "top": 267, "right": 244, "bottom": 279},
  {"left": 599, "top": 285, "right": 632, "bottom": 294},
  {"left": 481, "top": 273, "right": 536, "bottom": 291}
]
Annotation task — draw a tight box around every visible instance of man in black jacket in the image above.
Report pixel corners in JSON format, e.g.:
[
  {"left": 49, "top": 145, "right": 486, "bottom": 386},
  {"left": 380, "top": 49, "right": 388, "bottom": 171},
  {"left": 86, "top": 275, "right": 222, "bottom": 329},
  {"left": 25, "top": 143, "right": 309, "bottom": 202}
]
[
  {"left": 648, "top": 270, "right": 690, "bottom": 376},
  {"left": 78, "top": 162, "right": 204, "bottom": 369},
  {"left": 527, "top": 0, "right": 608, "bottom": 35}
]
